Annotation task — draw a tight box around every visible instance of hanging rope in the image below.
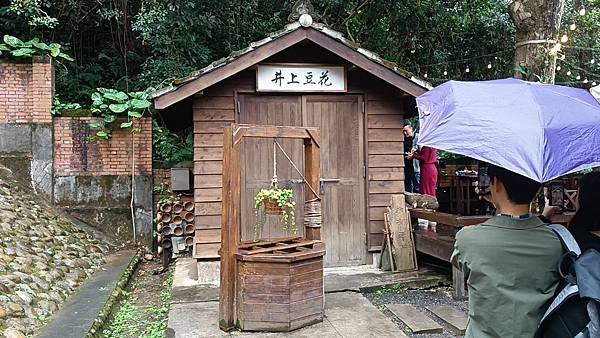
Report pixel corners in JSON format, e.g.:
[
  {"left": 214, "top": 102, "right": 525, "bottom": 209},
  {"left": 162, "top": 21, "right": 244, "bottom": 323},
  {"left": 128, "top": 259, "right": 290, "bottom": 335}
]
[
  {"left": 303, "top": 198, "right": 322, "bottom": 228},
  {"left": 272, "top": 140, "right": 278, "bottom": 188},
  {"left": 273, "top": 140, "right": 320, "bottom": 200}
]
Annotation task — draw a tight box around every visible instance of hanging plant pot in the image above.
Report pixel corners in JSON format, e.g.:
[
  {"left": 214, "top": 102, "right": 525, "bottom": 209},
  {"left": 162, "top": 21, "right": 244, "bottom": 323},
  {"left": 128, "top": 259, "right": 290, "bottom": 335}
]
[{"left": 264, "top": 198, "right": 283, "bottom": 215}]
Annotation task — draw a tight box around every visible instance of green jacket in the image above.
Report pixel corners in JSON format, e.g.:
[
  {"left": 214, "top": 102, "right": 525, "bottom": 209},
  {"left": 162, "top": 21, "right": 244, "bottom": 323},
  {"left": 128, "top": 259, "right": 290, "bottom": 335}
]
[{"left": 451, "top": 215, "right": 563, "bottom": 338}]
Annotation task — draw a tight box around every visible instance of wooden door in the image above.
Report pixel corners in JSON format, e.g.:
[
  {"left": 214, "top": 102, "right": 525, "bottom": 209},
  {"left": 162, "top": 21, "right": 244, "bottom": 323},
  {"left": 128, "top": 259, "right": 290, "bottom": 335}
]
[
  {"left": 303, "top": 95, "right": 367, "bottom": 266},
  {"left": 238, "top": 95, "right": 305, "bottom": 242}
]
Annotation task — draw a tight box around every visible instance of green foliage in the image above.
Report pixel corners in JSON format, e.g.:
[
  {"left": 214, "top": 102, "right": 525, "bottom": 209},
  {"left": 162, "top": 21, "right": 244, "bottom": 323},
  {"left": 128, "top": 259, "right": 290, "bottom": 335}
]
[
  {"left": 8, "top": 0, "right": 58, "bottom": 28},
  {"left": 89, "top": 87, "right": 152, "bottom": 140},
  {"left": 0, "top": 35, "right": 72, "bottom": 61},
  {"left": 152, "top": 122, "right": 194, "bottom": 165},
  {"left": 153, "top": 184, "right": 179, "bottom": 206},
  {"left": 374, "top": 283, "right": 407, "bottom": 296},
  {"left": 254, "top": 188, "right": 297, "bottom": 236},
  {"left": 51, "top": 96, "right": 82, "bottom": 116},
  {"left": 102, "top": 292, "right": 139, "bottom": 338},
  {"left": 102, "top": 267, "right": 174, "bottom": 338}
]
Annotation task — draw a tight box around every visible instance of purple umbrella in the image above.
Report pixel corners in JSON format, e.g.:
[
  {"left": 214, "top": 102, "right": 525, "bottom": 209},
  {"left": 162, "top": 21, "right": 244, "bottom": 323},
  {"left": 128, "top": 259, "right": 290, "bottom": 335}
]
[{"left": 416, "top": 78, "right": 600, "bottom": 182}]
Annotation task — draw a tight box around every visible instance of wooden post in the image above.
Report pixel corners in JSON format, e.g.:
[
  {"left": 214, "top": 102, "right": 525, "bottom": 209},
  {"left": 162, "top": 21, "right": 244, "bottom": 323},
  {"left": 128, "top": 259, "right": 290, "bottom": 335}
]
[
  {"left": 219, "top": 125, "right": 238, "bottom": 331},
  {"left": 304, "top": 133, "right": 321, "bottom": 240},
  {"left": 452, "top": 266, "right": 467, "bottom": 300}
]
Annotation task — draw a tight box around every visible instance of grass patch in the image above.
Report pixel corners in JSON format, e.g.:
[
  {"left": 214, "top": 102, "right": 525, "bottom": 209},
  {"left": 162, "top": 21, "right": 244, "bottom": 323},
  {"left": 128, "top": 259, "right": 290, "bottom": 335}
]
[
  {"left": 101, "top": 265, "right": 174, "bottom": 338},
  {"left": 374, "top": 283, "right": 407, "bottom": 296}
]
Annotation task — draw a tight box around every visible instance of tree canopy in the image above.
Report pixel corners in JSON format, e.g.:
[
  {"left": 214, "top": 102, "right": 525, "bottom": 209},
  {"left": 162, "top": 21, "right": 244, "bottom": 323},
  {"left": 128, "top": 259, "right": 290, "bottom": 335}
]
[{"left": 2, "top": 0, "right": 597, "bottom": 104}]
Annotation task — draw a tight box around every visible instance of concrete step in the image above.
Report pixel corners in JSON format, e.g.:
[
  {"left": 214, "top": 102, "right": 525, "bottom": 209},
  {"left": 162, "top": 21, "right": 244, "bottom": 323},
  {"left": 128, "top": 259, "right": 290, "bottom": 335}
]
[
  {"left": 426, "top": 305, "right": 468, "bottom": 335},
  {"left": 385, "top": 304, "right": 443, "bottom": 334}
]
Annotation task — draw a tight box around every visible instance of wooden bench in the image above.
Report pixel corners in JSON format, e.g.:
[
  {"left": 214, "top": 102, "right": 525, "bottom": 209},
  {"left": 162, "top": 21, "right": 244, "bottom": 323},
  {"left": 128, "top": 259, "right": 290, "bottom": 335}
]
[{"left": 409, "top": 208, "right": 489, "bottom": 299}]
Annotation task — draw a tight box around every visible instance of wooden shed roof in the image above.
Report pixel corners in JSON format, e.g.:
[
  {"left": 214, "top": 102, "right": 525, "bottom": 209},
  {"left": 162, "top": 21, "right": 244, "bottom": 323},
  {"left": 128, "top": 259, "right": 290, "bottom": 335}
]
[{"left": 151, "top": 22, "right": 431, "bottom": 110}]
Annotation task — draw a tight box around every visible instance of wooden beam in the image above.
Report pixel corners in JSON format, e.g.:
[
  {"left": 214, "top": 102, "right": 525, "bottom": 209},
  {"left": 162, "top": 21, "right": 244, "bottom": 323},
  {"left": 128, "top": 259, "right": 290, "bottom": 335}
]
[
  {"left": 233, "top": 124, "right": 318, "bottom": 142},
  {"left": 305, "top": 29, "right": 427, "bottom": 97},
  {"left": 154, "top": 29, "right": 308, "bottom": 109},
  {"left": 239, "top": 240, "right": 320, "bottom": 255},
  {"left": 219, "top": 126, "right": 236, "bottom": 331}
]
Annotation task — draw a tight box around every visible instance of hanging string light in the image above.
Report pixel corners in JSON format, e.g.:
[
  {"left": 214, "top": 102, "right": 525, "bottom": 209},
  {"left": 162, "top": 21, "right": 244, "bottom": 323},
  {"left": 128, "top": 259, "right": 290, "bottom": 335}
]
[
  {"left": 557, "top": 65, "right": 561, "bottom": 71},
  {"left": 583, "top": 78, "right": 589, "bottom": 84},
  {"left": 579, "top": 7, "right": 586, "bottom": 16},
  {"left": 561, "top": 34, "right": 569, "bottom": 43},
  {"left": 576, "top": 74, "right": 581, "bottom": 80},
  {"left": 567, "top": 70, "right": 572, "bottom": 76},
  {"left": 465, "top": 66, "right": 470, "bottom": 73},
  {"left": 424, "top": 73, "right": 428, "bottom": 78},
  {"left": 487, "top": 63, "right": 492, "bottom": 69},
  {"left": 569, "top": 23, "right": 577, "bottom": 30},
  {"left": 443, "top": 70, "right": 448, "bottom": 76},
  {"left": 591, "top": 59, "right": 595, "bottom": 64}
]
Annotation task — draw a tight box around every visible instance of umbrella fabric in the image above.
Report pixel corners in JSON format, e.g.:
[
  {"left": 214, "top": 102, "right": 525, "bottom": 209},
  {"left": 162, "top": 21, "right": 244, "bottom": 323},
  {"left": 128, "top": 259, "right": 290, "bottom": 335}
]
[{"left": 416, "top": 78, "right": 600, "bottom": 182}]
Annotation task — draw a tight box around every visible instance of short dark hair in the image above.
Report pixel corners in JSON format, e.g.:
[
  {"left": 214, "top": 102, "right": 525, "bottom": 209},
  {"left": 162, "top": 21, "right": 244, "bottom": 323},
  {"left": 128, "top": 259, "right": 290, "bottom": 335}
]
[{"left": 487, "top": 164, "right": 541, "bottom": 204}]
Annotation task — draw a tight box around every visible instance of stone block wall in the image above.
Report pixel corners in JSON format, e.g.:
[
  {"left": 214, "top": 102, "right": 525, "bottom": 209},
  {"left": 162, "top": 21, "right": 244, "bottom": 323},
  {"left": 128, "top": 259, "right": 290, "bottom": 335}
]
[
  {"left": 0, "top": 59, "right": 53, "bottom": 197},
  {"left": 0, "top": 59, "right": 154, "bottom": 247},
  {"left": 52, "top": 117, "right": 153, "bottom": 246}
]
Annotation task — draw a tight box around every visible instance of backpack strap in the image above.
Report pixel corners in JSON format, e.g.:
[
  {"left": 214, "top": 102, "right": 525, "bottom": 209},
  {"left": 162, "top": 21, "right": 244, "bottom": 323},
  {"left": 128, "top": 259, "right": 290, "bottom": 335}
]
[
  {"left": 548, "top": 224, "right": 582, "bottom": 256},
  {"left": 539, "top": 283, "right": 580, "bottom": 322}
]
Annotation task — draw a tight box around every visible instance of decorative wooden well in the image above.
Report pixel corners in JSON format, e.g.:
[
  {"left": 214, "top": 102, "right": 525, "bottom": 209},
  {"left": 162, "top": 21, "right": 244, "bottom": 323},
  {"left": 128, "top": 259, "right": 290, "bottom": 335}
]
[{"left": 219, "top": 124, "right": 325, "bottom": 332}]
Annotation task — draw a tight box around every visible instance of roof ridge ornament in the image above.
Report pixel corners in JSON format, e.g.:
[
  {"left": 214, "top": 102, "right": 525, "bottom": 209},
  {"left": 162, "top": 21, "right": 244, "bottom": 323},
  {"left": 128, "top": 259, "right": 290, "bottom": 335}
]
[{"left": 288, "top": 0, "right": 315, "bottom": 26}]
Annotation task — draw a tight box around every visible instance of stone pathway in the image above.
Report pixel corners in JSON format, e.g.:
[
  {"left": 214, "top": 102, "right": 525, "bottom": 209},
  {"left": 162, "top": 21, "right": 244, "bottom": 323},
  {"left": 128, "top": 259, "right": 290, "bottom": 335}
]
[
  {"left": 164, "top": 258, "right": 458, "bottom": 337},
  {"left": 167, "top": 292, "right": 408, "bottom": 338},
  {"left": 0, "top": 166, "right": 109, "bottom": 337},
  {"left": 364, "top": 287, "right": 469, "bottom": 337},
  {"left": 36, "top": 250, "right": 136, "bottom": 338}
]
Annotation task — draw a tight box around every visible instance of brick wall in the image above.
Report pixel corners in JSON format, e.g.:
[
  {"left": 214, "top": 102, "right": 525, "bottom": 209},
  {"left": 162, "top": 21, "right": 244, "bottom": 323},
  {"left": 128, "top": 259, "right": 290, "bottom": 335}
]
[
  {"left": 0, "top": 58, "right": 53, "bottom": 124},
  {"left": 54, "top": 117, "right": 152, "bottom": 176}
]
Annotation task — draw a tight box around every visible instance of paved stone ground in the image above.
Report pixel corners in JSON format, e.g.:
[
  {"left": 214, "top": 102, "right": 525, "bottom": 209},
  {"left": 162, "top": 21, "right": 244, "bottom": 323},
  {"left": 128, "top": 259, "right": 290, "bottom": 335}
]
[
  {"left": 36, "top": 250, "right": 136, "bottom": 338},
  {"left": 167, "top": 292, "right": 408, "bottom": 338},
  {"left": 165, "top": 258, "right": 452, "bottom": 337}
]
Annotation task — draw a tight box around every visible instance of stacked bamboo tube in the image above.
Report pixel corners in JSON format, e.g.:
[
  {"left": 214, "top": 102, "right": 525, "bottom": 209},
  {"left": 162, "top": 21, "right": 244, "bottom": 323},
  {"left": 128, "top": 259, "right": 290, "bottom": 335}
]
[{"left": 156, "top": 200, "right": 195, "bottom": 254}]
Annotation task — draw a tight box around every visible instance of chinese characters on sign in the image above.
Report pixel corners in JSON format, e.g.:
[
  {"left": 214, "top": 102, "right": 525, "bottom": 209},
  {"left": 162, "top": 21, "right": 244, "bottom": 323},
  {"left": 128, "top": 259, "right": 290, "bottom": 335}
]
[{"left": 257, "top": 65, "right": 346, "bottom": 92}]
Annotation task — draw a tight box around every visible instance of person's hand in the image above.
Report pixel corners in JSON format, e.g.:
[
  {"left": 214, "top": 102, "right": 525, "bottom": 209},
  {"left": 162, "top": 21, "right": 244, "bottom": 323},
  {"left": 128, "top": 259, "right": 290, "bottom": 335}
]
[
  {"left": 542, "top": 196, "right": 561, "bottom": 219},
  {"left": 475, "top": 181, "right": 492, "bottom": 203},
  {"left": 542, "top": 205, "right": 560, "bottom": 219}
]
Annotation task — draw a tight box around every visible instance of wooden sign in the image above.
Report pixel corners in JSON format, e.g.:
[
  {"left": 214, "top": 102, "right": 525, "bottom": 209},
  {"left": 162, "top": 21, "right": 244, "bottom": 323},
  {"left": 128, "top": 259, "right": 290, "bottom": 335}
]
[{"left": 257, "top": 64, "right": 346, "bottom": 92}]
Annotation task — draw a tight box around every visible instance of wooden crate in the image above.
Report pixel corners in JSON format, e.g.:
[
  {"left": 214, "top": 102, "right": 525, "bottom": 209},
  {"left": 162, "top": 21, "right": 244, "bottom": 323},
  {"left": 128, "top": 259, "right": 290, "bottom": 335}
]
[{"left": 235, "top": 238, "right": 325, "bottom": 331}]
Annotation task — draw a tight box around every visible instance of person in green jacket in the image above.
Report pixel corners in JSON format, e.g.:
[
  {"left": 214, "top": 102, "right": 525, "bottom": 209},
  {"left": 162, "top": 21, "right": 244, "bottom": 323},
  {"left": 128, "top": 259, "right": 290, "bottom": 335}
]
[{"left": 451, "top": 164, "right": 563, "bottom": 338}]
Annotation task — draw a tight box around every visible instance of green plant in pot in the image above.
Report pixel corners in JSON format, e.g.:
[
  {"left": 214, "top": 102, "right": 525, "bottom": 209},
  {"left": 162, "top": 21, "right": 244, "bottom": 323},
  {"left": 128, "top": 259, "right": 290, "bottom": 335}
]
[{"left": 254, "top": 188, "right": 296, "bottom": 238}]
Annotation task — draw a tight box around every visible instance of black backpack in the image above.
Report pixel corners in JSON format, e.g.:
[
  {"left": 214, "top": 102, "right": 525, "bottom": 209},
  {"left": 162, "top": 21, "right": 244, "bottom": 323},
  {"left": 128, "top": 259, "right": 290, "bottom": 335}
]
[{"left": 535, "top": 224, "right": 600, "bottom": 338}]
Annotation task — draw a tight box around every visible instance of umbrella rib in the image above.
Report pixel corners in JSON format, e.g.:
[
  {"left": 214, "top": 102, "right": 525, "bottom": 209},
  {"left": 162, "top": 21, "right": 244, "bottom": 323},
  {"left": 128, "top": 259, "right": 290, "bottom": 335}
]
[{"left": 527, "top": 84, "right": 546, "bottom": 182}]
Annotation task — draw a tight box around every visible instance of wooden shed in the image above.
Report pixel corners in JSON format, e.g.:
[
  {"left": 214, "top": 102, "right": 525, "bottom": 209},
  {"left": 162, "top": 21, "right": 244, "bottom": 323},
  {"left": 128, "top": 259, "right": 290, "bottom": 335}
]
[{"left": 152, "top": 20, "right": 429, "bottom": 267}]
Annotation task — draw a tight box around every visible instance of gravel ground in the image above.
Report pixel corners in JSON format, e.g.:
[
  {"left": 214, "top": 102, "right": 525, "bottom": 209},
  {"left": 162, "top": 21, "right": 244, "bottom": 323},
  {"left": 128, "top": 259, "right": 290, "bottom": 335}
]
[{"left": 363, "top": 286, "right": 468, "bottom": 338}]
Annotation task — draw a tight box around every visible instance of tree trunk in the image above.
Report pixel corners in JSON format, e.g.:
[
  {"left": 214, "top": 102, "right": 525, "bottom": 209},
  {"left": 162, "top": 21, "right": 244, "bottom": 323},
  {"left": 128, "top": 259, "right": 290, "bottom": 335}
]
[{"left": 509, "top": 0, "right": 566, "bottom": 83}]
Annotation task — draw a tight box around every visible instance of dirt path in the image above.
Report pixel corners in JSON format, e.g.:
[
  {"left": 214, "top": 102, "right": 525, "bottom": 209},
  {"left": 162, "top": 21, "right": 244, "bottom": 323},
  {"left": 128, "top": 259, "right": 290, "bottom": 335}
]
[{"left": 101, "top": 258, "right": 174, "bottom": 338}]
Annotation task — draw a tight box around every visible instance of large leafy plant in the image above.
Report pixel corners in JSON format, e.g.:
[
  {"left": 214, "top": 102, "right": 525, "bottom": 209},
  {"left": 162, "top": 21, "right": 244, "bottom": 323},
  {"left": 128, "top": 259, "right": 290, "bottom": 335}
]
[
  {"left": 254, "top": 188, "right": 297, "bottom": 237},
  {"left": 0, "top": 35, "right": 73, "bottom": 61},
  {"left": 89, "top": 88, "right": 152, "bottom": 140}
]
